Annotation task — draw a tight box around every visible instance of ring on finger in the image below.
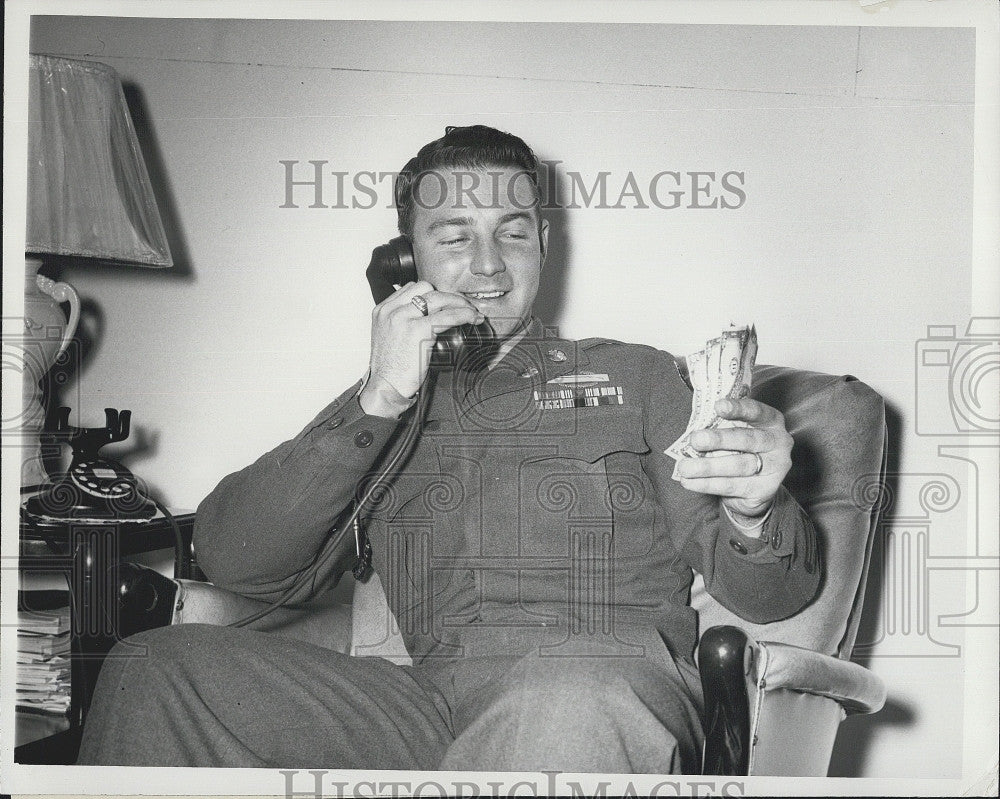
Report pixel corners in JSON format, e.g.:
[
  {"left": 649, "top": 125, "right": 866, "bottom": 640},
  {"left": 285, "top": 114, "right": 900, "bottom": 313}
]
[
  {"left": 750, "top": 452, "right": 764, "bottom": 476},
  {"left": 410, "top": 295, "right": 429, "bottom": 316}
]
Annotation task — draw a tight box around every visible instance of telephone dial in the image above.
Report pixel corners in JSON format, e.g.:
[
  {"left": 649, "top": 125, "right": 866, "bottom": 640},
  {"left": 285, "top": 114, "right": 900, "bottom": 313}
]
[{"left": 366, "top": 235, "right": 495, "bottom": 370}]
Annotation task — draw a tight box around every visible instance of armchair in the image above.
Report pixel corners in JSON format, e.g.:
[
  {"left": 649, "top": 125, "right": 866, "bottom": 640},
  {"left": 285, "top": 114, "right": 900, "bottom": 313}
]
[
  {"left": 116, "top": 364, "right": 888, "bottom": 777},
  {"left": 694, "top": 365, "right": 888, "bottom": 775}
]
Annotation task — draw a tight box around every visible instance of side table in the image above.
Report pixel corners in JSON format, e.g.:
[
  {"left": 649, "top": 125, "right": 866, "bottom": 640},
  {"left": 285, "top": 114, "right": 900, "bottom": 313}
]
[{"left": 15, "top": 507, "right": 197, "bottom": 764}]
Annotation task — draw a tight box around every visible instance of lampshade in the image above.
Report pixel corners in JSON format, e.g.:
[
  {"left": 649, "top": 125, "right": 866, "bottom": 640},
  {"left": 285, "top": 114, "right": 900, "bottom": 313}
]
[{"left": 26, "top": 54, "right": 172, "bottom": 267}]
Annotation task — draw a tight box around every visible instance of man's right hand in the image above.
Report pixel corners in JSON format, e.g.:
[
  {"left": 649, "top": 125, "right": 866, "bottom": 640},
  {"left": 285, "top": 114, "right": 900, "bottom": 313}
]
[{"left": 359, "top": 281, "right": 484, "bottom": 418}]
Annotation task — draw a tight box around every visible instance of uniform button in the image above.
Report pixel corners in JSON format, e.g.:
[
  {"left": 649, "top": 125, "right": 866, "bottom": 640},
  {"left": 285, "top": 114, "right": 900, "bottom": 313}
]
[
  {"left": 729, "top": 538, "right": 748, "bottom": 555},
  {"left": 327, "top": 417, "right": 344, "bottom": 429},
  {"left": 770, "top": 531, "right": 782, "bottom": 549},
  {"left": 354, "top": 430, "right": 374, "bottom": 448}
]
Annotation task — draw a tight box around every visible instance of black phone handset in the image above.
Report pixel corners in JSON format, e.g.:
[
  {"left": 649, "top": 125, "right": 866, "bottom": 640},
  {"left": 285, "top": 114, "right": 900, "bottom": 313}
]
[{"left": 366, "top": 235, "right": 494, "bottom": 370}]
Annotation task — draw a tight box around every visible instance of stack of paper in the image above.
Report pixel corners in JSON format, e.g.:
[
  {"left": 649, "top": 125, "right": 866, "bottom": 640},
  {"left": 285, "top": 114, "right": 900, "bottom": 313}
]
[{"left": 17, "top": 606, "right": 71, "bottom": 715}]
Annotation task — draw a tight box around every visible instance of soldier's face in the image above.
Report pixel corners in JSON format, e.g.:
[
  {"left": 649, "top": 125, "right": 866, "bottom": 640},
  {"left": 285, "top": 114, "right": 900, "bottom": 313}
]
[{"left": 411, "top": 166, "right": 548, "bottom": 338}]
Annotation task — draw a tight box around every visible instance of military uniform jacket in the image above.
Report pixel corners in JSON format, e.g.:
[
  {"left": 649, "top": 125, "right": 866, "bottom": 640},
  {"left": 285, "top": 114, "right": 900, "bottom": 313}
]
[{"left": 195, "top": 320, "right": 821, "bottom": 664}]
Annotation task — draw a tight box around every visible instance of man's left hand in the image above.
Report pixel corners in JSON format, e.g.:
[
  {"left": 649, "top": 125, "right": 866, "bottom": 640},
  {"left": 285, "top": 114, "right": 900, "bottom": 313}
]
[{"left": 674, "top": 397, "right": 793, "bottom": 520}]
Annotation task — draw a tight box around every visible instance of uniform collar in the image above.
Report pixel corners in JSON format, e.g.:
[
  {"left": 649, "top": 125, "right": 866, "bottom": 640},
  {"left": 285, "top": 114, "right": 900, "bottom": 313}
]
[{"left": 486, "top": 321, "right": 531, "bottom": 370}]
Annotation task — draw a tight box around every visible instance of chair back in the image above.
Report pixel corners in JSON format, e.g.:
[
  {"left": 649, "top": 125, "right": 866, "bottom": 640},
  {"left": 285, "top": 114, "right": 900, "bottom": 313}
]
[{"left": 690, "top": 366, "right": 888, "bottom": 659}]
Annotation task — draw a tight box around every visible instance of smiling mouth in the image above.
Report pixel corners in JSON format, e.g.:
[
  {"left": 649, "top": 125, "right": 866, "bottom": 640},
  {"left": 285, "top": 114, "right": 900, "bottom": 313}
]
[{"left": 463, "top": 290, "right": 508, "bottom": 300}]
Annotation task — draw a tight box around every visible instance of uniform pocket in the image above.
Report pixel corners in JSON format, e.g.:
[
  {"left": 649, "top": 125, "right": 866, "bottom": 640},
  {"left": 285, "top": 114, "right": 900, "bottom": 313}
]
[
  {"left": 515, "top": 408, "right": 651, "bottom": 558},
  {"left": 527, "top": 406, "right": 649, "bottom": 464},
  {"left": 364, "top": 468, "right": 469, "bottom": 616}
]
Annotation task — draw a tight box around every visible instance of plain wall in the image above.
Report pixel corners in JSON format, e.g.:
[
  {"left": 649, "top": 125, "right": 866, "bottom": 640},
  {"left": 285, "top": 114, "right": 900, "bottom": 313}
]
[{"left": 26, "top": 17, "right": 980, "bottom": 779}]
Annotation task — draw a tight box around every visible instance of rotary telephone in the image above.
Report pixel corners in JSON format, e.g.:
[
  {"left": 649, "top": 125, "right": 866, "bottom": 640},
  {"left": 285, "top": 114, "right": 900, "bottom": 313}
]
[
  {"left": 366, "top": 235, "right": 495, "bottom": 370},
  {"left": 24, "top": 407, "right": 155, "bottom": 520}
]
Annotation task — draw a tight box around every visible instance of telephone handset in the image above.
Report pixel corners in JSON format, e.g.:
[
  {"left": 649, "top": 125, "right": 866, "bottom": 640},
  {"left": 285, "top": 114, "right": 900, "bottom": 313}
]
[{"left": 366, "top": 235, "right": 494, "bottom": 370}]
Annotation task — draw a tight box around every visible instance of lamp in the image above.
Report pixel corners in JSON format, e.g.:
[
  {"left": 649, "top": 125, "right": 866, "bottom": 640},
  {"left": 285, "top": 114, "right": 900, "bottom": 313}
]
[{"left": 21, "top": 54, "right": 172, "bottom": 488}]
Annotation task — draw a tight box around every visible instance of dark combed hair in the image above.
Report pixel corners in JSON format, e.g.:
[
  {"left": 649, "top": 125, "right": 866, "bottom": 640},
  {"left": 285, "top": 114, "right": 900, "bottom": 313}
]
[{"left": 394, "top": 125, "right": 540, "bottom": 236}]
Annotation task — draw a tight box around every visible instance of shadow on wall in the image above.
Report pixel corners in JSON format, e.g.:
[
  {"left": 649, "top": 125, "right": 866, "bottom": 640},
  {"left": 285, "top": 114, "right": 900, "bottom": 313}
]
[
  {"left": 533, "top": 150, "right": 570, "bottom": 330},
  {"left": 40, "top": 79, "right": 194, "bottom": 473},
  {"left": 36, "top": 82, "right": 194, "bottom": 502},
  {"left": 828, "top": 401, "right": 917, "bottom": 777},
  {"left": 37, "top": 79, "right": 192, "bottom": 502},
  {"left": 828, "top": 696, "right": 917, "bottom": 777},
  {"left": 122, "top": 82, "right": 192, "bottom": 278},
  {"left": 39, "top": 299, "right": 103, "bottom": 479},
  {"left": 41, "top": 296, "right": 168, "bottom": 502},
  {"left": 851, "top": 400, "right": 906, "bottom": 668}
]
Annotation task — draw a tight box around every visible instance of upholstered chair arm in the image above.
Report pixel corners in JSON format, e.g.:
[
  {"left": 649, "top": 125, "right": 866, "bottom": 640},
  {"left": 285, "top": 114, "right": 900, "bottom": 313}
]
[
  {"left": 113, "top": 563, "right": 352, "bottom": 654},
  {"left": 171, "top": 578, "right": 353, "bottom": 654},
  {"left": 754, "top": 640, "right": 886, "bottom": 714},
  {"left": 699, "top": 626, "right": 885, "bottom": 777}
]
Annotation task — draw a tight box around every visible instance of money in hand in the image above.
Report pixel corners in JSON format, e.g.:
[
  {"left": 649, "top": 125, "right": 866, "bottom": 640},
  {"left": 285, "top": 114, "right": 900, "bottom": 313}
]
[{"left": 665, "top": 325, "right": 758, "bottom": 479}]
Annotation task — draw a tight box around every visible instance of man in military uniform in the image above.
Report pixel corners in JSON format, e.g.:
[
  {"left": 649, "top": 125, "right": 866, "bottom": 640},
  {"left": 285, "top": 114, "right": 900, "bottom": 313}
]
[{"left": 79, "top": 126, "right": 819, "bottom": 772}]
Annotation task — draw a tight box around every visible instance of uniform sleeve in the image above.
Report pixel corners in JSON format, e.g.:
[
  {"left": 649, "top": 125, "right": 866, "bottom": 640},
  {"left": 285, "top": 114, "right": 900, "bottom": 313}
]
[
  {"left": 193, "top": 380, "right": 402, "bottom": 602},
  {"left": 637, "top": 348, "right": 821, "bottom": 623}
]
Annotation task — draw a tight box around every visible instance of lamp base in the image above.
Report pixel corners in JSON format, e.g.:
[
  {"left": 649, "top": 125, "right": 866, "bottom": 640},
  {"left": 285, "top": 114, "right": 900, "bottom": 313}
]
[{"left": 20, "top": 256, "right": 81, "bottom": 488}]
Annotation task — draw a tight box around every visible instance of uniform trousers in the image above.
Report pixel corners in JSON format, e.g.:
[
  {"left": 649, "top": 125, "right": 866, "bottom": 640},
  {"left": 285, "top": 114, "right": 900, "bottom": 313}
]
[{"left": 77, "top": 621, "right": 705, "bottom": 773}]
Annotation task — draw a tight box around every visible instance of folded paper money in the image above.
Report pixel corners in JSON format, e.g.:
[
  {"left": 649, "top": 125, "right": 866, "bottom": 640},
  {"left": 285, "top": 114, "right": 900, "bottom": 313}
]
[{"left": 666, "top": 325, "right": 757, "bottom": 478}]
